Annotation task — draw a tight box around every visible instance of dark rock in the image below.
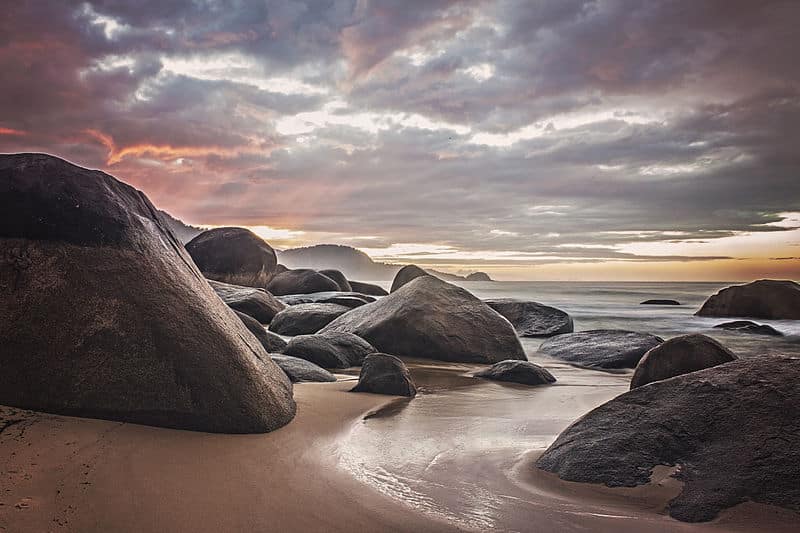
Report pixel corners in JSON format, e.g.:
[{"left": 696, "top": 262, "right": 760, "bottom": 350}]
[
  {"left": 640, "top": 299, "right": 680, "bottom": 305},
  {"left": 351, "top": 354, "right": 417, "bottom": 397},
  {"left": 0, "top": 153, "right": 295, "bottom": 433},
  {"left": 283, "top": 331, "right": 376, "bottom": 368},
  {"left": 630, "top": 334, "right": 736, "bottom": 389},
  {"left": 208, "top": 279, "right": 286, "bottom": 323},
  {"left": 277, "top": 291, "right": 375, "bottom": 308},
  {"left": 186, "top": 227, "right": 277, "bottom": 288},
  {"left": 234, "top": 311, "right": 288, "bottom": 353},
  {"left": 274, "top": 263, "right": 289, "bottom": 274},
  {"left": 319, "top": 269, "right": 352, "bottom": 291},
  {"left": 321, "top": 276, "right": 526, "bottom": 363},
  {"left": 536, "top": 357, "right": 800, "bottom": 522},
  {"left": 538, "top": 330, "right": 664, "bottom": 369},
  {"left": 349, "top": 281, "right": 389, "bottom": 296},
  {"left": 269, "top": 354, "right": 336, "bottom": 383},
  {"left": 474, "top": 360, "right": 556, "bottom": 385},
  {"left": 390, "top": 264, "right": 430, "bottom": 292},
  {"left": 266, "top": 268, "right": 340, "bottom": 296},
  {"left": 713, "top": 320, "right": 783, "bottom": 336},
  {"left": 465, "top": 272, "right": 492, "bottom": 281},
  {"left": 696, "top": 279, "right": 800, "bottom": 319},
  {"left": 485, "top": 299, "right": 573, "bottom": 337},
  {"left": 269, "top": 303, "right": 351, "bottom": 336}
]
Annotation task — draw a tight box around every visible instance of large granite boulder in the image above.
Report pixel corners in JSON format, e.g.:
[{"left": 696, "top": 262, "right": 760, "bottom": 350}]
[
  {"left": 0, "top": 153, "right": 295, "bottom": 433},
  {"left": 321, "top": 276, "right": 526, "bottom": 363},
  {"left": 696, "top": 279, "right": 800, "bottom": 319},
  {"left": 269, "top": 355, "right": 336, "bottom": 383},
  {"left": 186, "top": 227, "right": 277, "bottom": 288},
  {"left": 349, "top": 280, "right": 389, "bottom": 296},
  {"left": 630, "top": 334, "right": 736, "bottom": 389},
  {"left": 536, "top": 357, "right": 800, "bottom": 522},
  {"left": 351, "top": 354, "right": 417, "bottom": 397},
  {"left": 277, "top": 291, "right": 375, "bottom": 308},
  {"left": 390, "top": 264, "right": 430, "bottom": 292},
  {"left": 269, "top": 303, "right": 351, "bottom": 336},
  {"left": 283, "top": 331, "right": 376, "bottom": 368},
  {"left": 474, "top": 360, "right": 556, "bottom": 386},
  {"left": 713, "top": 320, "right": 783, "bottom": 336},
  {"left": 234, "top": 311, "right": 288, "bottom": 353},
  {"left": 209, "top": 279, "right": 285, "bottom": 323},
  {"left": 484, "top": 299, "right": 573, "bottom": 337},
  {"left": 319, "top": 269, "right": 352, "bottom": 291},
  {"left": 538, "top": 330, "right": 664, "bottom": 369},
  {"left": 266, "top": 269, "right": 340, "bottom": 296}
]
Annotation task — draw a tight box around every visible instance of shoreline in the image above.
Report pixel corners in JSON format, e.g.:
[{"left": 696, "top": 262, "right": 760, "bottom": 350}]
[{"left": 3, "top": 374, "right": 798, "bottom": 532}]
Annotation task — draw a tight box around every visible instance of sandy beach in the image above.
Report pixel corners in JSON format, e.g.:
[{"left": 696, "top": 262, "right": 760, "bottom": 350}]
[{"left": 3, "top": 365, "right": 797, "bottom": 533}]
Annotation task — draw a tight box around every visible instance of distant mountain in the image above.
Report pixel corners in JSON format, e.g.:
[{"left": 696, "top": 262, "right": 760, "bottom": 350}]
[
  {"left": 277, "top": 244, "right": 492, "bottom": 282},
  {"left": 158, "top": 211, "right": 204, "bottom": 244}
]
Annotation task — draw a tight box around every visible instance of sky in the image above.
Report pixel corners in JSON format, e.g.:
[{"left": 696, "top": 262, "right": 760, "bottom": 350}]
[{"left": 1, "top": 0, "right": 799, "bottom": 281}]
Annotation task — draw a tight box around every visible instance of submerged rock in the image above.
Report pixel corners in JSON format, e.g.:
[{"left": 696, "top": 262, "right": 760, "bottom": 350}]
[
  {"left": 485, "top": 299, "right": 573, "bottom": 337},
  {"left": 266, "top": 268, "right": 340, "bottom": 296},
  {"left": 0, "top": 153, "right": 295, "bottom": 433},
  {"left": 640, "top": 299, "right": 680, "bottom": 305},
  {"left": 630, "top": 334, "right": 736, "bottom": 389},
  {"left": 283, "top": 331, "right": 375, "bottom": 368},
  {"left": 277, "top": 291, "right": 375, "bottom": 308},
  {"left": 321, "top": 276, "right": 526, "bottom": 363},
  {"left": 319, "top": 269, "right": 352, "bottom": 292},
  {"left": 538, "top": 330, "right": 664, "bottom": 369},
  {"left": 696, "top": 279, "right": 800, "bottom": 319},
  {"left": 269, "top": 303, "right": 351, "bottom": 336},
  {"left": 186, "top": 227, "right": 278, "bottom": 288},
  {"left": 351, "top": 354, "right": 417, "bottom": 397},
  {"left": 474, "top": 360, "right": 556, "bottom": 385},
  {"left": 235, "top": 311, "right": 288, "bottom": 353},
  {"left": 536, "top": 357, "right": 800, "bottom": 522},
  {"left": 390, "top": 264, "right": 430, "bottom": 292},
  {"left": 713, "top": 320, "right": 783, "bottom": 336},
  {"left": 349, "top": 280, "right": 389, "bottom": 296},
  {"left": 269, "top": 354, "right": 336, "bottom": 383},
  {"left": 209, "top": 279, "right": 286, "bottom": 323}
]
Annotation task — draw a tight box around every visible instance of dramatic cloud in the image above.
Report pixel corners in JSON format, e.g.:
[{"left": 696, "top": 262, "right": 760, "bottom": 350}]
[{"left": 1, "top": 0, "right": 799, "bottom": 279}]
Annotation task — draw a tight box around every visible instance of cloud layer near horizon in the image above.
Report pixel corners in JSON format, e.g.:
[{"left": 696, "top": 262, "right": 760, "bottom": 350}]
[{"left": 1, "top": 1, "right": 799, "bottom": 279}]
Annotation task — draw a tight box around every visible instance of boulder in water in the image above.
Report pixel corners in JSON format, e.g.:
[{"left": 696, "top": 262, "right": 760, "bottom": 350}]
[
  {"left": 282, "top": 331, "right": 375, "bottom": 368},
  {"left": 269, "top": 303, "right": 351, "bottom": 336},
  {"left": 465, "top": 272, "right": 492, "bottom": 281},
  {"left": 209, "top": 279, "right": 286, "bottom": 323},
  {"left": 536, "top": 357, "right": 800, "bottom": 522},
  {"left": 266, "top": 268, "right": 340, "bottom": 296},
  {"left": 321, "top": 276, "right": 526, "bottom": 363},
  {"left": 474, "top": 360, "right": 556, "bottom": 385},
  {"left": 630, "top": 334, "right": 736, "bottom": 389},
  {"left": 640, "top": 299, "right": 680, "bottom": 305},
  {"left": 696, "top": 279, "right": 800, "bottom": 319},
  {"left": 351, "top": 353, "right": 417, "bottom": 397},
  {"left": 235, "top": 311, "right": 288, "bottom": 353},
  {"left": 186, "top": 227, "right": 278, "bottom": 288},
  {"left": 0, "top": 153, "right": 295, "bottom": 433},
  {"left": 319, "top": 269, "right": 352, "bottom": 291},
  {"left": 713, "top": 320, "right": 782, "bottom": 336},
  {"left": 390, "top": 264, "right": 430, "bottom": 292},
  {"left": 538, "top": 330, "right": 664, "bottom": 369},
  {"left": 350, "top": 280, "right": 389, "bottom": 296},
  {"left": 485, "top": 299, "right": 573, "bottom": 337},
  {"left": 278, "top": 291, "right": 375, "bottom": 308},
  {"left": 269, "top": 354, "right": 336, "bottom": 383}
]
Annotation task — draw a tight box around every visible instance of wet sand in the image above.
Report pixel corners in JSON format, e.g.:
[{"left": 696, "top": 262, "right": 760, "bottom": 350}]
[{"left": 2, "top": 366, "right": 797, "bottom": 532}]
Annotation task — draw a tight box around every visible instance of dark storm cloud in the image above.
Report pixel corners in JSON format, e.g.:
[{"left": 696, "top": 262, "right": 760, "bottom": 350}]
[{"left": 1, "top": 0, "right": 799, "bottom": 267}]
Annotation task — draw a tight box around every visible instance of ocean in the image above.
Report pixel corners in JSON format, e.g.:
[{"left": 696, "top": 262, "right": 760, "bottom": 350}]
[{"left": 336, "top": 281, "right": 800, "bottom": 532}]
